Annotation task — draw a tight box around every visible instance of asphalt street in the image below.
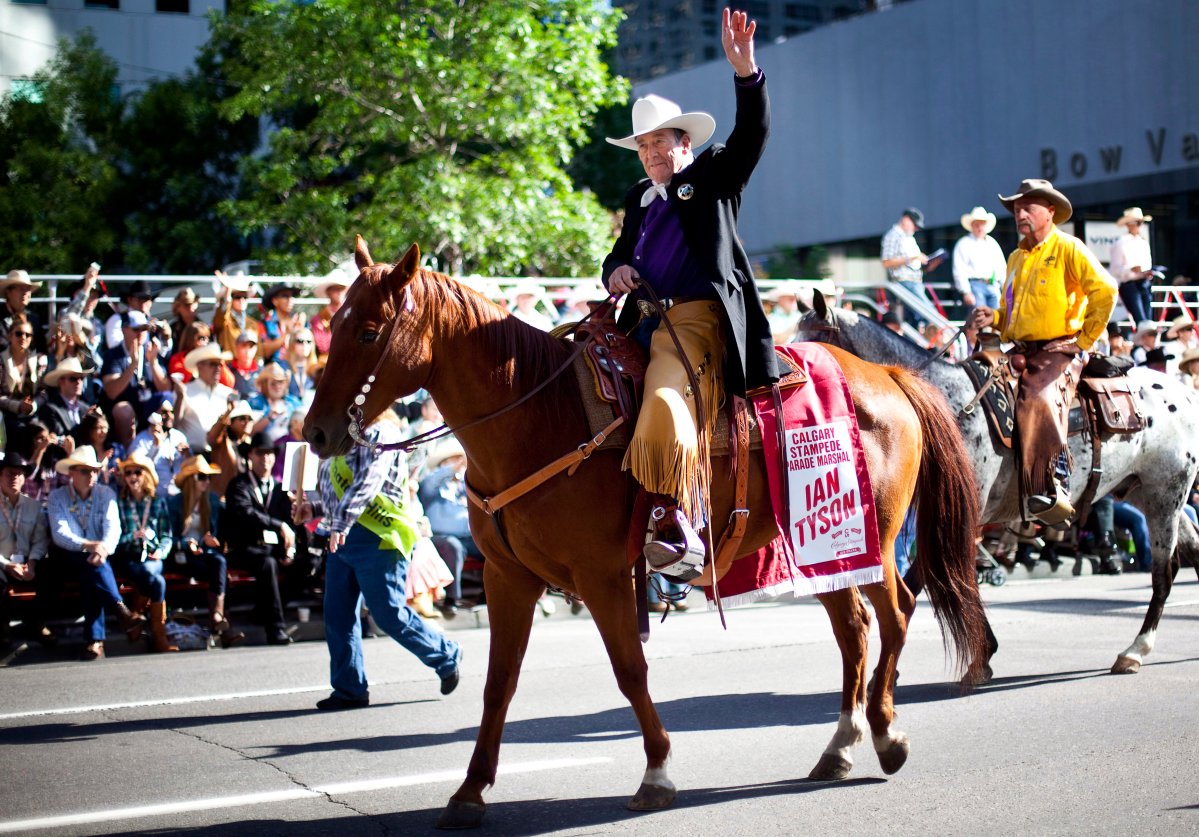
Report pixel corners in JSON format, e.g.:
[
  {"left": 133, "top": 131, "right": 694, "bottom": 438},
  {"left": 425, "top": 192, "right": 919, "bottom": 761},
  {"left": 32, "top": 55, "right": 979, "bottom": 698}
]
[{"left": 1, "top": 570, "right": 1198, "bottom": 836}]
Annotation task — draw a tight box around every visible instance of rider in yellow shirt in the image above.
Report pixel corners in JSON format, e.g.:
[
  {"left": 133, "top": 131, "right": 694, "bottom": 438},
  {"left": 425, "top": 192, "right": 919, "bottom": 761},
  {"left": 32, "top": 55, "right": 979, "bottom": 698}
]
[{"left": 972, "top": 179, "right": 1116, "bottom": 524}]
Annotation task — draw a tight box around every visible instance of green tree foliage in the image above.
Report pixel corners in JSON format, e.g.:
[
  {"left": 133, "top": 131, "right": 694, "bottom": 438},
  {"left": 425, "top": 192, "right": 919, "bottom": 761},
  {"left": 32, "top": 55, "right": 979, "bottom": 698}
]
[
  {"left": 117, "top": 51, "right": 260, "bottom": 273},
  {"left": 0, "top": 33, "right": 123, "bottom": 272},
  {"left": 213, "top": 0, "right": 627, "bottom": 276}
]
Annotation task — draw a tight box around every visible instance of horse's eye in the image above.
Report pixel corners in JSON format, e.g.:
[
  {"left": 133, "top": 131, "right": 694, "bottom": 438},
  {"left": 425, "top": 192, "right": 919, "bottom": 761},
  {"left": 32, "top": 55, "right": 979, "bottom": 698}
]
[{"left": 359, "top": 330, "right": 379, "bottom": 345}]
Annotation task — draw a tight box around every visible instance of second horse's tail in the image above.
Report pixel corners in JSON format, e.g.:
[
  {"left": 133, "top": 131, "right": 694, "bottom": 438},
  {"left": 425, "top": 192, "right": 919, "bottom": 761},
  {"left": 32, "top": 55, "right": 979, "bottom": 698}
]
[{"left": 889, "top": 366, "right": 989, "bottom": 686}]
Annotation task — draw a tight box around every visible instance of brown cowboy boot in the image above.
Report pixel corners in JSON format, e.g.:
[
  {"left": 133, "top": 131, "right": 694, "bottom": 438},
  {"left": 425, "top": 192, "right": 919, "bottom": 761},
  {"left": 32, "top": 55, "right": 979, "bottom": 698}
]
[
  {"left": 148, "top": 601, "right": 179, "bottom": 653},
  {"left": 125, "top": 594, "right": 150, "bottom": 643}
]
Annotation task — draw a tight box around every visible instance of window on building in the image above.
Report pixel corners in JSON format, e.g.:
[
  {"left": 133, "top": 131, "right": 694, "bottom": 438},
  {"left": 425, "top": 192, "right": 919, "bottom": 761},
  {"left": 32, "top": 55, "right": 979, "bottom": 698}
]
[
  {"left": 84, "top": 0, "right": 120, "bottom": 8},
  {"left": 156, "top": 0, "right": 189, "bottom": 11},
  {"left": 10, "top": 0, "right": 49, "bottom": 5}
]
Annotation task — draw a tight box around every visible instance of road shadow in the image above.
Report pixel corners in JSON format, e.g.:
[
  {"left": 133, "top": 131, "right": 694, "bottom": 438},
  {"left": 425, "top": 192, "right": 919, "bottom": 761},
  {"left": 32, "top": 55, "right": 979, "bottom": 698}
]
[{"left": 117, "top": 777, "right": 886, "bottom": 836}]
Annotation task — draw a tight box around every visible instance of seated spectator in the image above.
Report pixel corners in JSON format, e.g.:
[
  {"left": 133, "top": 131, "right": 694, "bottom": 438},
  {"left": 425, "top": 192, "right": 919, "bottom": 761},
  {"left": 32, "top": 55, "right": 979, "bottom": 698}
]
[
  {"left": 310, "top": 274, "right": 349, "bottom": 357},
  {"left": 38, "top": 358, "right": 94, "bottom": 453},
  {"left": 1130, "top": 320, "right": 1158, "bottom": 365},
  {"left": 224, "top": 432, "right": 307, "bottom": 644},
  {"left": 506, "top": 287, "right": 555, "bottom": 331},
  {"left": 765, "top": 287, "right": 802, "bottom": 345},
  {"left": 405, "top": 398, "right": 443, "bottom": 480},
  {"left": 211, "top": 271, "right": 262, "bottom": 355},
  {"left": 0, "top": 314, "right": 44, "bottom": 432},
  {"left": 19, "top": 421, "right": 66, "bottom": 502},
  {"left": 169, "top": 288, "right": 199, "bottom": 345},
  {"left": 50, "top": 314, "right": 101, "bottom": 379},
  {"left": 169, "top": 455, "right": 244, "bottom": 647},
  {"left": 0, "top": 270, "right": 47, "bottom": 354},
  {"left": 112, "top": 453, "right": 178, "bottom": 653},
  {"left": 47, "top": 445, "right": 139, "bottom": 660},
  {"left": 249, "top": 363, "right": 302, "bottom": 445},
  {"left": 270, "top": 408, "right": 308, "bottom": 482},
  {"left": 1179, "top": 346, "right": 1199, "bottom": 389},
  {"left": 99, "top": 311, "right": 172, "bottom": 423},
  {"left": 228, "top": 330, "right": 263, "bottom": 399},
  {"left": 168, "top": 322, "right": 236, "bottom": 387},
  {"left": 0, "top": 452, "right": 50, "bottom": 647},
  {"left": 174, "top": 344, "right": 236, "bottom": 453},
  {"left": 75, "top": 410, "right": 122, "bottom": 486},
  {"left": 418, "top": 438, "right": 477, "bottom": 613},
  {"left": 108, "top": 402, "right": 138, "bottom": 461},
  {"left": 207, "top": 399, "right": 255, "bottom": 499},
  {"left": 279, "top": 328, "right": 318, "bottom": 404},
  {"left": 128, "top": 401, "right": 189, "bottom": 496}
]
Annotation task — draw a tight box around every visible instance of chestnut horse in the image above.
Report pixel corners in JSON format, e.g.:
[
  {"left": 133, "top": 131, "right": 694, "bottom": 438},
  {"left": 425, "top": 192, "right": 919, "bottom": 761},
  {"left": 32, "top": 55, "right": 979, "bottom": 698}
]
[{"left": 304, "top": 239, "right": 988, "bottom": 829}]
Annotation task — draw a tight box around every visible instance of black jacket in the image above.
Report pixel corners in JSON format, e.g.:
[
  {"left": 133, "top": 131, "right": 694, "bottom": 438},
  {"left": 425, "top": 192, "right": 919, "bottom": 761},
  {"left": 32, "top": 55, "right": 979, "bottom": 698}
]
[
  {"left": 224, "top": 471, "right": 292, "bottom": 558},
  {"left": 602, "top": 72, "right": 779, "bottom": 397}
]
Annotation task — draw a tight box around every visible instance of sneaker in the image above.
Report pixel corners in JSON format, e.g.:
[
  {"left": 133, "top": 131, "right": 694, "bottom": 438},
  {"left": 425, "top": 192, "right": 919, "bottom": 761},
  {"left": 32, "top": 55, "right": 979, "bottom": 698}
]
[
  {"left": 316, "top": 693, "right": 370, "bottom": 711},
  {"left": 643, "top": 507, "right": 706, "bottom": 581}
]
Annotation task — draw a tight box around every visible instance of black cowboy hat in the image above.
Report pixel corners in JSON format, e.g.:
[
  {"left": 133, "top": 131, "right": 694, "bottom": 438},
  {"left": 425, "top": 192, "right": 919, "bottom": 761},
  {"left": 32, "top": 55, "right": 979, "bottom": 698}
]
[
  {"left": 0, "top": 452, "right": 34, "bottom": 474},
  {"left": 263, "top": 283, "right": 302, "bottom": 307},
  {"left": 123, "top": 280, "right": 160, "bottom": 301},
  {"left": 238, "top": 431, "right": 277, "bottom": 458}
]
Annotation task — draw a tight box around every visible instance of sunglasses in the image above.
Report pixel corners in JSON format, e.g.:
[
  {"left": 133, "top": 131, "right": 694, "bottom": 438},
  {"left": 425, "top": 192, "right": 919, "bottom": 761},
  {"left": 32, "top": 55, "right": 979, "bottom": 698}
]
[
  {"left": 11, "top": 331, "right": 32, "bottom": 338},
  {"left": 196, "top": 474, "right": 211, "bottom": 481},
  {"left": 294, "top": 338, "right": 312, "bottom": 345},
  {"left": 231, "top": 293, "right": 248, "bottom": 301},
  {"left": 62, "top": 376, "right": 83, "bottom": 383},
  {"left": 123, "top": 470, "right": 144, "bottom": 478}
]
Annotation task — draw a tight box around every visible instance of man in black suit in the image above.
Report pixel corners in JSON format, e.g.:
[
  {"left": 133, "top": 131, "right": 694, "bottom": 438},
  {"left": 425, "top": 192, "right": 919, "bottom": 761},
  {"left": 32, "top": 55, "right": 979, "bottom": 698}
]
[
  {"left": 224, "top": 432, "right": 305, "bottom": 644},
  {"left": 601, "top": 8, "right": 777, "bottom": 580}
]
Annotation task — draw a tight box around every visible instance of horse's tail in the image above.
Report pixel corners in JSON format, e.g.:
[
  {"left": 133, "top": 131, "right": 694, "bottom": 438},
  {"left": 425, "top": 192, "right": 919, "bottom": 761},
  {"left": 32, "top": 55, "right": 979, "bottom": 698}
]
[{"left": 888, "top": 365, "right": 988, "bottom": 687}]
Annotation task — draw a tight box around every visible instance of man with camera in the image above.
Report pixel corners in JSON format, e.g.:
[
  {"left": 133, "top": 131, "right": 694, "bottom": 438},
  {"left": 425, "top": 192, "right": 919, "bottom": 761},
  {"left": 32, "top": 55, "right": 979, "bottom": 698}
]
[{"left": 99, "top": 310, "right": 172, "bottom": 423}]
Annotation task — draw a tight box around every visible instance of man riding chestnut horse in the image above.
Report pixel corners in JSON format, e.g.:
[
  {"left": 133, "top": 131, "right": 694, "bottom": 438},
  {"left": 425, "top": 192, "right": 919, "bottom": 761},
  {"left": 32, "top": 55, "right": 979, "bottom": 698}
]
[{"left": 602, "top": 7, "right": 778, "bottom": 581}]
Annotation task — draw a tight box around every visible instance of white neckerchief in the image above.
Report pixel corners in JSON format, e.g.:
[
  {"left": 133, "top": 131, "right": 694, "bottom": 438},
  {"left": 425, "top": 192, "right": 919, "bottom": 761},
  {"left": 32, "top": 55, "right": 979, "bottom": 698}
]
[{"left": 640, "top": 182, "right": 669, "bottom": 207}]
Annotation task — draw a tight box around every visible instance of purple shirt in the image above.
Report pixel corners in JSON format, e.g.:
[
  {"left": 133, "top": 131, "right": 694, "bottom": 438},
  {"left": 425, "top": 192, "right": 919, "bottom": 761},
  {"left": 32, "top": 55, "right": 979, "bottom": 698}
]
[{"left": 631, "top": 194, "right": 713, "bottom": 301}]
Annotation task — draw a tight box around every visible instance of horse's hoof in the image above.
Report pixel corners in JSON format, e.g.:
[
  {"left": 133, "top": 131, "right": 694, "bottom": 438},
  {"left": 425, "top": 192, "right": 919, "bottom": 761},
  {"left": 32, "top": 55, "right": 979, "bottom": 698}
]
[
  {"left": 877, "top": 736, "right": 910, "bottom": 775},
  {"left": 435, "top": 799, "right": 485, "bottom": 830},
  {"left": 808, "top": 753, "right": 853, "bottom": 781},
  {"left": 627, "top": 782, "right": 677, "bottom": 811},
  {"left": 1111, "top": 656, "right": 1141, "bottom": 675}
]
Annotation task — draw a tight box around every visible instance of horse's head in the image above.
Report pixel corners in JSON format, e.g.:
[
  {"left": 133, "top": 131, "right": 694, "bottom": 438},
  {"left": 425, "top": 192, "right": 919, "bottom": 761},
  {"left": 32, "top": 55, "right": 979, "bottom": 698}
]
[
  {"left": 795, "top": 290, "right": 847, "bottom": 347},
  {"left": 304, "top": 237, "right": 432, "bottom": 457}
]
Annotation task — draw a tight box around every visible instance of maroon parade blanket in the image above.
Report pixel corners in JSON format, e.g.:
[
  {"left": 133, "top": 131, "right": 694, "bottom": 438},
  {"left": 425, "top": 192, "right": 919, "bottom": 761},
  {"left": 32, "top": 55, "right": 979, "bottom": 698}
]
[{"left": 706, "top": 343, "right": 883, "bottom": 606}]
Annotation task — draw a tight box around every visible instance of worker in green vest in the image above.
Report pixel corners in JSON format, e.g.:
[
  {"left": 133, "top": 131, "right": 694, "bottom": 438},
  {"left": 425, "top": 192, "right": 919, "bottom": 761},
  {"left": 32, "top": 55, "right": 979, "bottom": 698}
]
[{"left": 296, "top": 408, "right": 462, "bottom": 710}]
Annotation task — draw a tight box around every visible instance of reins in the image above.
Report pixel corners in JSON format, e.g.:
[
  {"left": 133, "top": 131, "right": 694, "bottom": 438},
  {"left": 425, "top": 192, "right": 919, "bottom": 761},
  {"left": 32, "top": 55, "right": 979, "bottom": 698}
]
[{"left": 345, "top": 282, "right": 619, "bottom": 456}]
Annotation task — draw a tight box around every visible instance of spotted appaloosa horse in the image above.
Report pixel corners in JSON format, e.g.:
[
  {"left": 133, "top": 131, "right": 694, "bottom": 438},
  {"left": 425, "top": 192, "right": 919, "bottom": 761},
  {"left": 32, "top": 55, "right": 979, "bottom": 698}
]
[
  {"left": 304, "top": 239, "right": 988, "bottom": 829},
  {"left": 797, "top": 292, "right": 1199, "bottom": 676}
]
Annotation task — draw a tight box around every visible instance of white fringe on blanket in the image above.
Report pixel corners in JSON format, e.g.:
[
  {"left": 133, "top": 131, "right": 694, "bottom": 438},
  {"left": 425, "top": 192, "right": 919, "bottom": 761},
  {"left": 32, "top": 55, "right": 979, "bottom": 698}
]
[{"left": 705, "top": 564, "right": 884, "bottom": 610}]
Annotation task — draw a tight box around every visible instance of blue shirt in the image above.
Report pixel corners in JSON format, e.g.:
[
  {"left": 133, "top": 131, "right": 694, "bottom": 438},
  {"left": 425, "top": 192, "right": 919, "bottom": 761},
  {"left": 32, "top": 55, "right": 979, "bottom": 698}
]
[{"left": 48, "top": 482, "right": 120, "bottom": 556}]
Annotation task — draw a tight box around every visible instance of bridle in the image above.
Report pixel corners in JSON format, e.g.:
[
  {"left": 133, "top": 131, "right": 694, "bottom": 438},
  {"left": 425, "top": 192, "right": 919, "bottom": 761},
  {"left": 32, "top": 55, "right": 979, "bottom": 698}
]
[{"left": 344, "top": 275, "right": 620, "bottom": 456}]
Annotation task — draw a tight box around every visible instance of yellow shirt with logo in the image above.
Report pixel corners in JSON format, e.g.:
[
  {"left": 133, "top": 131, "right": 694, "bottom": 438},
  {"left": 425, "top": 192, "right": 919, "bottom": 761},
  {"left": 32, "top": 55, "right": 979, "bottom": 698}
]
[{"left": 995, "top": 227, "right": 1116, "bottom": 350}]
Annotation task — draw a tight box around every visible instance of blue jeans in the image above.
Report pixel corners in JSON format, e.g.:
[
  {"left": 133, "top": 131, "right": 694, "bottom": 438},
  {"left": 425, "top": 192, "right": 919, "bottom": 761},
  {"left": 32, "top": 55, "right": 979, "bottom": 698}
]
[
  {"left": 1118, "top": 279, "right": 1153, "bottom": 324},
  {"left": 324, "top": 525, "right": 461, "bottom": 700},
  {"left": 61, "top": 551, "right": 125, "bottom": 642},
  {"left": 969, "top": 280, "right": 999, "bottom": 311},
  {"left": 893, "top": 505, "right": 917, "bottom": 578},
  {"left": 116, "top": 555, "right": 167, "bottom": 602},
  {"left": 1113, "top": 501, "right": 1151, "bottom": 571},
  {"left": 185, "top": 548, "right": 228, "bottom": 596}
]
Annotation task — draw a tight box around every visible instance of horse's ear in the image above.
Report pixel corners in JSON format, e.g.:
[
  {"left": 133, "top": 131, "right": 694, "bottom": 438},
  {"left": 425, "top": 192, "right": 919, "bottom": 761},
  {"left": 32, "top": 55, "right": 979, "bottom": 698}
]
[
  {"left": 813, "top": 290, "right": 829, "bottom": 319},
  {"left": 354, "top": 235, "right": 373, "bottom": 271},
  {"left": 389, "top": 243, "right": 421, "bottom": 286}
]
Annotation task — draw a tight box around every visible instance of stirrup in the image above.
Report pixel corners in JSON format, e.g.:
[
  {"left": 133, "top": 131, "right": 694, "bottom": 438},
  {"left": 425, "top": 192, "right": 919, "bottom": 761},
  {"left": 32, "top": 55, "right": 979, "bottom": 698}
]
[
  {"left": 1025, "top": 482, "right": 1073, "bottom": 526},
  {"left": 643, "top": 507, "right": 705, "bottom": 582}
]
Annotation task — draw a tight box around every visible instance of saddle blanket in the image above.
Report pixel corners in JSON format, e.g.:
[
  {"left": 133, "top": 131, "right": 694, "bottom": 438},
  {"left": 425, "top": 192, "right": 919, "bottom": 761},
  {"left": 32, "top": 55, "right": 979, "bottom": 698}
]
[{"left": 707, "top": 343, "right": 883, "bottom": 606}]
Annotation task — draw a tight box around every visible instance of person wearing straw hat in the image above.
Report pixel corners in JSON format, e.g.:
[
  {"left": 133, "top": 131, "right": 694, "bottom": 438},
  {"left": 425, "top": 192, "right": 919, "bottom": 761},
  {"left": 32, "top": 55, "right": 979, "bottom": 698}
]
[
  {"left": 311, "top": 271, "right": 350, "bottom": 356},
  {"left": 0, "top": 269, "right": 47, "bottom": 354},
  {"left": 1178, "top": 346, "right": 1199, "bottom": 386},
  {"left": 506, "top": 286, "right": 555, "bottom": 332},
  {"left": 112, "top": 452, "right": 178, "bottom": 653},
  {"left": 1107, "top": 207, "right": 1156, "bottom": 325},
  {"left": 295, "top": 409, "right": 462, "bottom": 708},
  {"left": 0, "top": 452, "right": 49, "bottom": 648},
  {"left": 47, "top": 445, "right": 142, "bottom": 660},
  {"left": 212, "top": 270, "right": 263, "bottom": 355},
  {"left": 952, "top": 206, "right": 1007, "bottom": 311},
  {"left": 971, "top": 179, "right": 1116, "bottom": 525},
  {"left": 207, "top": 398, "right": 255, "bottom": 498},
  {"left": 38, "top": 357, "right": 94, "bottom": 447},
  {"left": 1165, "top": 314, "right": 1197, "bottom": 353},
  {"left": 601, "top": 8, "right": 778, "bottom": 580},
  {"left": 173, "top": 343, "right": 235, "bottom": 452},
  {"left": 169, "top": 455, "right": 244, "bottom": 647}
]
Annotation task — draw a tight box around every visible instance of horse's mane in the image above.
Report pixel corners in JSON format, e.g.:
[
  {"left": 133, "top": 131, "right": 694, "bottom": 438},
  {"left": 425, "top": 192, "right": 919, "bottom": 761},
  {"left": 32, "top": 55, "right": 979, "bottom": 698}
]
[
  {"left": 828, "top": 308, "right": 951, "bottom": 371},
  {"left": 405, "top": 267, "right": 575, "bottom": 391}
]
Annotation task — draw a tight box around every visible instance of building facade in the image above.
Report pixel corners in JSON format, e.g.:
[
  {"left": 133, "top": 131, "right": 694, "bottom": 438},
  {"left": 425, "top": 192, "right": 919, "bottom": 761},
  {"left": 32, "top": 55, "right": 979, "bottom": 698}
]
[
  {"left": 0, "top": 0, "right": 222, "bottom": 95},
  {"left": 633, "top": 0, "right": 1199, "bottom": 285}
]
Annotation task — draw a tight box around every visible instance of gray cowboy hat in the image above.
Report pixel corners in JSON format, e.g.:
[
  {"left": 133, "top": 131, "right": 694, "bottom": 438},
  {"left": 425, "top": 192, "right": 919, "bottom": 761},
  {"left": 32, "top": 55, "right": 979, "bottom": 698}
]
[{"left": 998, "top": 178, "right": 1073, "bottom": 225}]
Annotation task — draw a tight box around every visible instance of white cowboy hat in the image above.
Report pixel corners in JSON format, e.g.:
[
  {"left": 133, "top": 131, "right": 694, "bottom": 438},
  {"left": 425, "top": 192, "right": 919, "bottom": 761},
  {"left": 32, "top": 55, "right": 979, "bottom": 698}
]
[
  {"left": 998, "top": 178, "right": 1072, "bottom": 224},
  {"left": 184, "top": 343, "right": 232, "bottom": 375},
  {"left": 227, "top": 399, "right": 255, "bottom": 421},
  {"left": 0, "top": 269, "right": 42, "bottom": 294},
  {"left": 426, "top": 438, "right": 466, "bottom": 470},
  {"left": 314, "top": 268, "right": 352, "bottom": 299},
  {"left": 55, "top": 445, "right": 105, "bottom": 475},
  {"left": 1116, "top": 207, "right": 1153, "bottom": 227},
  {"left": 1165, "top": 315, "right": 1195, "bottom": 340},
  {"left": 1134, "top": 319, "right": 1158, "bottom": 340},
  {"left": 217, "top": 271, "right": 253, "bottom": 294},
  {"left": 960, "top": 206, "right": 998, "bottom": 234},
  {"left": 605, "top": 94, "right": 716, "bottom": 151},
  {"left": 43, "top": 357, "right": 90, "bottom": 388}
]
